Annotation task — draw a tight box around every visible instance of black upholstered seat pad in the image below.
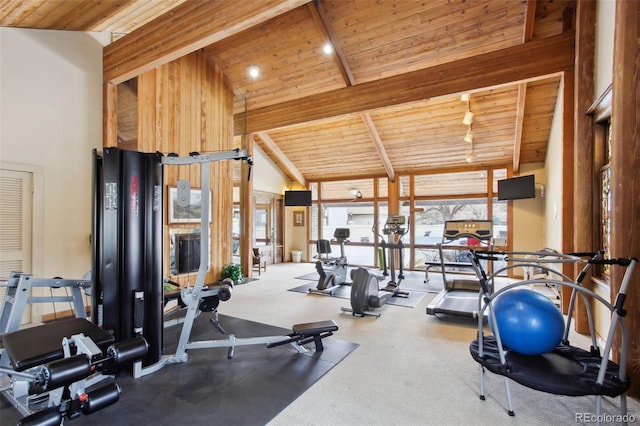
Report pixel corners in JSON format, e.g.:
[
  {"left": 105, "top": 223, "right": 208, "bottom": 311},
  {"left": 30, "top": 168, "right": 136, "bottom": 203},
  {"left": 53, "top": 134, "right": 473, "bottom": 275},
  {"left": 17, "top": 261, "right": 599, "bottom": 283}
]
[
  {"left": 2, "top": 318, "right": 114, "bottom": 371},
  {"left": 470, "top": 335, "right": 630, "bottom": 397}
]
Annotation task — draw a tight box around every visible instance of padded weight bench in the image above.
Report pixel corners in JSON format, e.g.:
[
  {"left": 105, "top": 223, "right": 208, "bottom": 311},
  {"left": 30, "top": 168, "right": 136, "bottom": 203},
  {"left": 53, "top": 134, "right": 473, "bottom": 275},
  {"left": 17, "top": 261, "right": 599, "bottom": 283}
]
[
  {"left": 3, "top": 318, "right": 114, "bottom": 372},
  {"left": 268, "top": 320, "right": 338, "bottom": 352},
  {"left": 1, "top": 318, "right": 148, "bottom": 425}
]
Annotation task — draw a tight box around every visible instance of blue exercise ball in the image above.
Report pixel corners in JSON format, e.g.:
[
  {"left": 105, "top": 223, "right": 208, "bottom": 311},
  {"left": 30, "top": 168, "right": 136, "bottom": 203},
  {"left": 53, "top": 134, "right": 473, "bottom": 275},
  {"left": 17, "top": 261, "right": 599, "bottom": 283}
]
[{"left": 492, "top": 288, "right": 564, "bottom": 356}]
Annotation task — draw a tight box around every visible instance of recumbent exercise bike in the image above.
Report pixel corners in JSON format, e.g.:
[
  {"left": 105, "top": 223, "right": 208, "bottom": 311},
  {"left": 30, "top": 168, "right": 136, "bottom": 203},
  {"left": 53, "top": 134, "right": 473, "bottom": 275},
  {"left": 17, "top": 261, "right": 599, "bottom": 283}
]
[{"left": 309, "top": 228, "right": 350, "bottom": 295}]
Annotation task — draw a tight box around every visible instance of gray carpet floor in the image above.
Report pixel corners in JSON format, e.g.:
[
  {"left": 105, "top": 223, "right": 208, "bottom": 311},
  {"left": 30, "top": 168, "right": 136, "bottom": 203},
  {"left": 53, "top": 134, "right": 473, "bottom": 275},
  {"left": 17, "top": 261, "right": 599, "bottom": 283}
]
[
  {"left": 295, "top": 268, "right": 443, "bottom": 292},
  {"left": 226, "top": 263, "right": 640, "bottom": 426}
]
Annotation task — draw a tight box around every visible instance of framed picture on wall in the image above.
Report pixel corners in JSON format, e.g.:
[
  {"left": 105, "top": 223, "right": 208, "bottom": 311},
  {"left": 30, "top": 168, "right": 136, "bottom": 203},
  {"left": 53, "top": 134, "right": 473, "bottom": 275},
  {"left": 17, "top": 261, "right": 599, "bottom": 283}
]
[
  {"left": 294, "top": 210, "right": 304, "bottom": 227},
  {"left": 168, "top": 187, "right": 212, "bottom": 223}
]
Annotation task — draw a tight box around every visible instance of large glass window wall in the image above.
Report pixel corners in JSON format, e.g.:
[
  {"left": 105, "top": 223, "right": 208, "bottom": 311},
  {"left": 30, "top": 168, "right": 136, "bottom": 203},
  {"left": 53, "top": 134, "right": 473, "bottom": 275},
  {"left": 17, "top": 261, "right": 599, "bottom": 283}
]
[{"left": 309, "top": 167, "right": 509, "bottom": 271}]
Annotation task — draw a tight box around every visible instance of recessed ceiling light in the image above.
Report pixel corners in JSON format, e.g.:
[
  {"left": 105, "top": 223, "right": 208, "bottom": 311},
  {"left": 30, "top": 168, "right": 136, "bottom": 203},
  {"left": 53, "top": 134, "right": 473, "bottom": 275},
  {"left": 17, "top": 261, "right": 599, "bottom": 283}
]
[
  {"left": 322, "top": 42, "right": 333, "bottom": 55},
  {"left": 247, "top": 65, "right": 260, "bottom": 79}
]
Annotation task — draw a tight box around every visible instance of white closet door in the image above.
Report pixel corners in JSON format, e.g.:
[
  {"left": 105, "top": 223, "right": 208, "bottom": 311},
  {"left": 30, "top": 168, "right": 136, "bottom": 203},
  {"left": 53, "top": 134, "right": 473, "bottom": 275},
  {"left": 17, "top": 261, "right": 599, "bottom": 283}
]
[{"left": 0, "top": 168, "right": 33, "bottom": 319}]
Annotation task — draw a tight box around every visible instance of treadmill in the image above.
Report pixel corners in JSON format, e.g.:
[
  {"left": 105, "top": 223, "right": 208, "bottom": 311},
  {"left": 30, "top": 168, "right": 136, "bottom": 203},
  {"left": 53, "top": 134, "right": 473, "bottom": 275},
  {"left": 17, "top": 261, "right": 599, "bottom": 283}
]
[{"left": 425, "top": 220, "right": 493, "bottom": 317}]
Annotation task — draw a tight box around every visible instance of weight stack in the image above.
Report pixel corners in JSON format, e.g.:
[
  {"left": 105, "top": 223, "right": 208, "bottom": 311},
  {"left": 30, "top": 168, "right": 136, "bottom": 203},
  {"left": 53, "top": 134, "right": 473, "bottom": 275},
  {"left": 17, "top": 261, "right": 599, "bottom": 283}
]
[{"left": 92, "top": 147, "right": 163, "bottom": 366}]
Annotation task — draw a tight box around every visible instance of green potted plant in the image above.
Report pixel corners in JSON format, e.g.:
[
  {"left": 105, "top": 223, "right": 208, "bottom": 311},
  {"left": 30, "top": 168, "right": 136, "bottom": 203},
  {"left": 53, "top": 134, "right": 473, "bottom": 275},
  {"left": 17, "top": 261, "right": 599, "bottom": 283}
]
[{"left": 222, "top": 263, "right": 244, "bottom": 284}]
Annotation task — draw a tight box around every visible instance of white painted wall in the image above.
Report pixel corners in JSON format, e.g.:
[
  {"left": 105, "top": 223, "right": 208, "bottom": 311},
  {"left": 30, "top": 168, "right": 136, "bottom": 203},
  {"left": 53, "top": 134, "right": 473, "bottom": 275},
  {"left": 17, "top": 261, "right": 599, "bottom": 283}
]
[
  {"left": 594, "top": 0, "right": 615, "bottom": 98},
  {"left": 252, "top": 143, "right": 289, "bottom": 194},
  {"left": 512, "top": 163, "right": 546, "bottom": 254},
  {"left": 0, "top": 29, "right": 108, "bottom": 319},
  {"left": 543, "top": 82, "right": 565, "bottom": 253}
]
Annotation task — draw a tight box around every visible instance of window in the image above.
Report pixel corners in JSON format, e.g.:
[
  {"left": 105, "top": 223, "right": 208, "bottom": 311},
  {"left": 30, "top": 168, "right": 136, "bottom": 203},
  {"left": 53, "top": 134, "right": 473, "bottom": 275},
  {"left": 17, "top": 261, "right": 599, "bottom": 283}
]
[
  {"left": 588, "top": 84, "right": 612, "bottom": 278},
  {"left": 310, "top": 167, "right": 507, "bottom": 270},
  {"left": 600, "top": 121, "right": 612, "bottom": 274},
  {"left": 255, "top": 204, "right": 269, "bottom": 245}
]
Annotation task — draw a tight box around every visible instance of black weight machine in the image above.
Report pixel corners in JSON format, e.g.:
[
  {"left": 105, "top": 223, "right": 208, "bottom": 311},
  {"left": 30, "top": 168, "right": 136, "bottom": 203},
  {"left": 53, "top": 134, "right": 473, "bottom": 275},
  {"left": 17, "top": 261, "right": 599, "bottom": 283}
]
[
  {"left": 92, "top": 148, "right": 339, "bottom": 380},
  {"left": 0, "top": 318, "right": 147, "bottom": 426},
  {"left": 0, "top": 273, "right": 149, "bottom": 425},
  {"left": 425, "top": 219, "right": 493, "bottom": 317},
  {"left": 309, "top": 228, "right": 350, "bottom": 296}
]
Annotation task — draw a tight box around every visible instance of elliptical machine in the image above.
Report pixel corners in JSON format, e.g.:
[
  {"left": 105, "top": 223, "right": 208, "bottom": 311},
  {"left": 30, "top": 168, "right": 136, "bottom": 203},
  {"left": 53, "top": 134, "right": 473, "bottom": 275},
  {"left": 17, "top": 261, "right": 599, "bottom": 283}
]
[
  {"left": 309, "top": 228, "right": 350, "bottom": 295},
  {"left": 341, "top": 267, "right": 390, "bottom": 317},
  {"left": 378, "top": 215, "right": 409, "bottom": 297},
  {"left": 340, "top": 215, "right": 409, "bottom": 317}
]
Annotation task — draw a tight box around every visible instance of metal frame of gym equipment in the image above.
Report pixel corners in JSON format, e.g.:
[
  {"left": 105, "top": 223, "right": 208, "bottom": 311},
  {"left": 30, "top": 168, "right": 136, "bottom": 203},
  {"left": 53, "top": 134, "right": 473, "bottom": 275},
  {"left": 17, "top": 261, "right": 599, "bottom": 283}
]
[
  {"left": 92, "top": 148, "right": 338, "bottom": 379},
  {"left": 0, "top": 273, "right": 148, "bottom": 424},
  {"left": 0, "top": 318, "right": 148, "bottom": 425},
  {"left": 0, "top": 272, "right": 90, "bottom": 338},
  {"left": 340, "top": 215, "right": 410, "bottom": 318},
  {"left": 425, "top": 219, "right": 493, "bottom": 317},
  {"left": 467, "top": 250, "right": 637, "bottom": 424},
  {"left": 309, "top": 227, "right": 351, "bottom": 296},
  {"left": 377, "top": 214, "right": 409, "bottom": 297}
]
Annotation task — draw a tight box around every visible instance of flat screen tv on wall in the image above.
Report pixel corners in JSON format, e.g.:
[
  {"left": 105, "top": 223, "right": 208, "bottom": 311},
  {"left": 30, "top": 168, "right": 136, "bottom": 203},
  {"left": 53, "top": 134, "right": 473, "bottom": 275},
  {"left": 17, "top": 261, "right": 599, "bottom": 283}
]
[
  {"left": 497, "top": 175, "right": 536, "bottom": 200},
  {"left": 284, "top": 190, "right": 312, "bottom": 206}
]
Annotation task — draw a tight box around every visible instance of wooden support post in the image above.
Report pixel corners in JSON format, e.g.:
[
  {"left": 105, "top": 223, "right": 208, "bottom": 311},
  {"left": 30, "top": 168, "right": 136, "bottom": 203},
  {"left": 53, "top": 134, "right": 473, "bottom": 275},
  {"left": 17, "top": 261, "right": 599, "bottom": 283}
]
[
  {"left": 611, "top": 0, "right": 640, "bottom": 397},
  {"left": 572, "top": 0, "right": 596, "bottom": 334}
]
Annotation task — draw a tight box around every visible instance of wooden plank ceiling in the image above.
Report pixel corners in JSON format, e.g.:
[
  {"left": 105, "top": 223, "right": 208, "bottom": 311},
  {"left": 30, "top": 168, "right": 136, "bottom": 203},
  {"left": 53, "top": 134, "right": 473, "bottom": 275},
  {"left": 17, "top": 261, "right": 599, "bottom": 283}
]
[{"left": 1, "top": 0, "right": 575, "bottom": 184}]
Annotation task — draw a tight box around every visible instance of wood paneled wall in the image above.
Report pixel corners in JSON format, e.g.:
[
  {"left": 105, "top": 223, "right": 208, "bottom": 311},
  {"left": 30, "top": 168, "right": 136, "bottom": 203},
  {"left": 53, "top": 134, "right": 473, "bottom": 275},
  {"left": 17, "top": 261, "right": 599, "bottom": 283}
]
[
  {"left": 134, "top": 50, "right": 235, "bottom": 284},
  {"left": 611, "top": 0, "right": 640, "bottom": 397}
]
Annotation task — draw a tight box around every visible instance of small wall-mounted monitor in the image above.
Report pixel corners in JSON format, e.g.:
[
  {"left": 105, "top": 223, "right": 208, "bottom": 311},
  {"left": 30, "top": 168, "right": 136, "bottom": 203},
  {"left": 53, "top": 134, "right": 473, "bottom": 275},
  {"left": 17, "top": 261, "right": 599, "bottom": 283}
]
[
  {"left": 497, "top": 175, "right": 536, "bottom": 200},
  {"left": 176, "top": 233, "right": 201, "bottom": 274},
  {"left": 284, "top": 190, "right": 312, "bottom": 206}
]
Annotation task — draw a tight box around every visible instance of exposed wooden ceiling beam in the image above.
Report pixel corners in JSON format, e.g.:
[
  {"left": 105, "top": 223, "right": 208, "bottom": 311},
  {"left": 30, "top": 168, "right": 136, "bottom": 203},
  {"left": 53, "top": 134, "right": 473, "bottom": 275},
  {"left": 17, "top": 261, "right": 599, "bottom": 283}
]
[
  {"left": 236, "top": 31, "right": 575, "bottom": 134},
  {"left": 361, "top": 114, "right": 395, "bottom": 182},
  {"left": 513, "top": 83, "right": 527, "bottom": 173},
  {"left": 254, "top": 132, "right": 306, "bottom": 185},
  {"left": 307, "top": 2, "right": 353, "bottom": 86},
  {"left": 104, "top": 0, "right": 310, "bottom": 84},
  {"left": 512, "top": 1, "right": 535, "bottom": 173},
  {"left": 308, "top": 0, "right": 395, "bottom": 182},
  {"left": 522, "top": 0, "right": 537, "bottom": 43}
]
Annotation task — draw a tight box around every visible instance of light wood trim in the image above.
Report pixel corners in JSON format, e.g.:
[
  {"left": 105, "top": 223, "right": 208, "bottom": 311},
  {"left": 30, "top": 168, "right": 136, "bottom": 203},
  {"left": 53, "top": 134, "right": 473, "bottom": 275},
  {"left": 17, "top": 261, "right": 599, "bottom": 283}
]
[
  {"left": 104, "top": 0, "right": 310, "bottom": 84},
  {"left": 586, "top": 84, "right": 612, "bottom": 122},
  {"left": 238, "top": 32, "right": 576, "bottom": 134},
  {"left": 103, "top": 83, "right": 118, "bottom": 148},
  {"left": 512, "top": 83, "right": 527, "bottom": 173},
  {"left": 254, "top": 132, "right": 306, "bottom": 185},
  {"left": 387, "top": 178, "right": 399, "bottom": 215},
  {"left": 240, "top": 133, "right": 254, "bottom": 277}
]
